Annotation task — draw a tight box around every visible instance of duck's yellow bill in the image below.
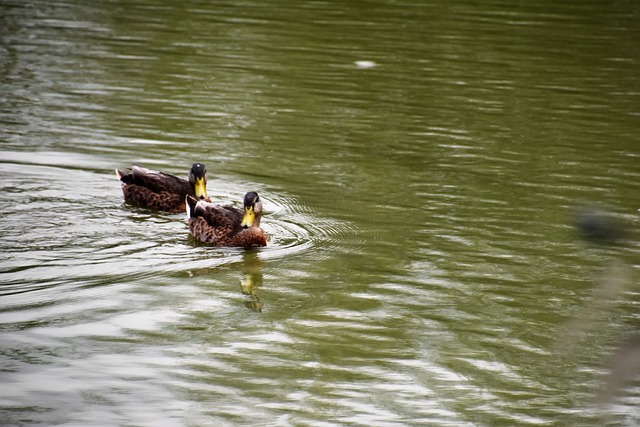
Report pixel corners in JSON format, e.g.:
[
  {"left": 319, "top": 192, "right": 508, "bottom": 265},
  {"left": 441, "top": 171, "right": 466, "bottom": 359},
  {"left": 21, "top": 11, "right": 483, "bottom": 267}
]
[
  {"left": 194, "top": 177, "right": 207, "bottom": 199},
  {"left": 241, "top": 207, "right": 255, "bottom": 228}
]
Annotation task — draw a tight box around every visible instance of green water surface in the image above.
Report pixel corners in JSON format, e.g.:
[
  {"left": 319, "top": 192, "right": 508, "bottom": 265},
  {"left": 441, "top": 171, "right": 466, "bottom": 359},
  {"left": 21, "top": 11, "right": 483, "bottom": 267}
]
[{"left": 1, "top": 1, "right": 640, "bottom": 425}]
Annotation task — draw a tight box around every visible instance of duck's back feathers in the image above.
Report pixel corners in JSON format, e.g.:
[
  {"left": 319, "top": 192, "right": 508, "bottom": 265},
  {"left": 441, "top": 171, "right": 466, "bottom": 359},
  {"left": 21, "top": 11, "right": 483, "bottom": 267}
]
[{"left": 121, "top": 166, "right": 192, "bottom": 195}]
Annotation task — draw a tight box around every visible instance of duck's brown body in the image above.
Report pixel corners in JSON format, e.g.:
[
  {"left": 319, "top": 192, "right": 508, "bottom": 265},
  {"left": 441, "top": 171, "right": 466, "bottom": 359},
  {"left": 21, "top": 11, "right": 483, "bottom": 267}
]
[
  {"left": 115, "top": 164, "right": 208, "bottom": 213},
  {"left": 187, "top": 193, "right": 268, "bottom": 248}
]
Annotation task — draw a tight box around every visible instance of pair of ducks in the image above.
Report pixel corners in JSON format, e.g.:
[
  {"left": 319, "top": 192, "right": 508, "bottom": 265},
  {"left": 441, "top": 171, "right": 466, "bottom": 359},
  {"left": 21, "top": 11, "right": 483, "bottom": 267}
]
[{"left": 115, "top": 163, "right": 267, "bottom": 247}]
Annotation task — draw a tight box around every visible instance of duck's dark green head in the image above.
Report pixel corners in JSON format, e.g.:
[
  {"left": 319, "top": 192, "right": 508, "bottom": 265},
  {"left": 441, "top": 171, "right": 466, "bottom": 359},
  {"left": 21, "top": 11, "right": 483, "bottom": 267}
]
[
  {"left": 241, "top": 192, "right": 262, "bottom": 228},
  {"left": 189, "top": 163, "right": 208, "bottom": 200}
]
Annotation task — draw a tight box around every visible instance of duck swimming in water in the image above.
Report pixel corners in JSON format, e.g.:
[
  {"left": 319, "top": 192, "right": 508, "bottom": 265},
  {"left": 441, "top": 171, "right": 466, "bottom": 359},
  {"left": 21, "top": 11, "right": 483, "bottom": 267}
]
[
  {"left": 115, "top": 163, "right": 209, "bottom": 213},
  {"left": 186, "top": 191, "right": 268, "bottom": 247}
]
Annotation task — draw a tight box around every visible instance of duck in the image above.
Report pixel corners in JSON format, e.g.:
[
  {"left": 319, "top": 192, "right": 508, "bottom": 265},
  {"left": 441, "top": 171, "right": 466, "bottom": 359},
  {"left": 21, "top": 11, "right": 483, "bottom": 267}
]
[
  {"left": 186, "top": 191, "right": 268, "bottom": 247},
  {"left": 115, "top": 163, "right": 209, "bottom": 213}
]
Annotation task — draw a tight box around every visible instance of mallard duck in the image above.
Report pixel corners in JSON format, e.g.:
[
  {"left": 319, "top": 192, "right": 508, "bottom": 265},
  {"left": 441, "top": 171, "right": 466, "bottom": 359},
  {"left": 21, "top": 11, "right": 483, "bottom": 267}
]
[
  {"left": 186, "top": 191, "right": 268, "bottom": 247},
  {"left": 115, "top": 163, "right": 209, "bottom": 213}
]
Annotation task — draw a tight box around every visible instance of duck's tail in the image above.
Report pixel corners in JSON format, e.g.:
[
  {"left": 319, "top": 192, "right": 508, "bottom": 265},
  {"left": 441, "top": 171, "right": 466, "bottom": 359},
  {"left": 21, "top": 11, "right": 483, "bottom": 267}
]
[{"left": 115, "top": 168, "right": 126, "bottom": 180}]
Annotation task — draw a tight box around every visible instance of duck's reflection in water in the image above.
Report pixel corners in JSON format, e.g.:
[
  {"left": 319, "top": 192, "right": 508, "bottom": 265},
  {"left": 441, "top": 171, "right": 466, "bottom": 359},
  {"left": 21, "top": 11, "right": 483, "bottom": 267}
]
[
  {"left": 184, "top": 249, "right": 266, "bottom": 312},
  {"left": 239, "top": 250, "right": 265, "bottom": 312}
]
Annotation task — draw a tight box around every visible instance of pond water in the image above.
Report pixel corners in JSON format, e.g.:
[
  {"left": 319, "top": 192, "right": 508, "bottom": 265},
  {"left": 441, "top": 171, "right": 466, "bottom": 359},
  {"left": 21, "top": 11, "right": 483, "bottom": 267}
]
[{"left": 1, "top": 0, "right": 640, "bottom": 426}]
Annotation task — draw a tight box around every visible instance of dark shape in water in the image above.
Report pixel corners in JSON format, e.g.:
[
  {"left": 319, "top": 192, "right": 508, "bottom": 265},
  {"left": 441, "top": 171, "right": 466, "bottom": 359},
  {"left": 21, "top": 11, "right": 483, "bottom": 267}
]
[{"left": 575, "top": 205, "right": 625, "bottom": 244}]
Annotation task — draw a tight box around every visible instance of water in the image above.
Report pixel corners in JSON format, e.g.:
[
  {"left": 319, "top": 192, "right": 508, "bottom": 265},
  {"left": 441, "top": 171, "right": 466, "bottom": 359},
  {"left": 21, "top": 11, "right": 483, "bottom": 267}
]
[{"left": 1, "top": 0, "right": 640, "bottom": 425}]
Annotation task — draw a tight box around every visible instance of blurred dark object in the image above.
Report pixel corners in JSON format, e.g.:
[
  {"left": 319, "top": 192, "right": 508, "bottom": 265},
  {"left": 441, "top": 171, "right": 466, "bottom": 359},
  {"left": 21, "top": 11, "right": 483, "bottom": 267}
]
[
  {"left": 569, "top": 204, "right": 640, "bottom": 405},
  {"left": 598, "top": 333, "right": 640, "bottom": 404},
  {"left": 575, "top": 205, "right": 626, "bottom": 244}
]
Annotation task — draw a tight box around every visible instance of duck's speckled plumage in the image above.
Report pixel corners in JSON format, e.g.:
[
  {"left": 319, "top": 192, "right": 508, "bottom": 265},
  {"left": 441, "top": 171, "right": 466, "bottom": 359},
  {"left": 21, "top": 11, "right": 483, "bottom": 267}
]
[
  {"left": 186, "top": 192, "right": 268, "bottom": 248},
  {"left": 115, "top": 163, "right": 208, "bottom": 213}
]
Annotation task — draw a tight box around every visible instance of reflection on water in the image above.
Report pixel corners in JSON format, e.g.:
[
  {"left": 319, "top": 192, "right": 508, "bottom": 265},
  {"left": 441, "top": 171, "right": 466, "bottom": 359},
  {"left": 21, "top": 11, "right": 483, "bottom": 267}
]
[
  {"left": 186, "top": 248, "right": 267, "bottom": 313},
  {"left": 238, "top": 251, "right": 265, "bottom": 312},
  {"left": 563, "top": 207, "right": 640, "bottom": 406},
  {"left": 2, "top": 0, "right": 640, "bottom": 425}
]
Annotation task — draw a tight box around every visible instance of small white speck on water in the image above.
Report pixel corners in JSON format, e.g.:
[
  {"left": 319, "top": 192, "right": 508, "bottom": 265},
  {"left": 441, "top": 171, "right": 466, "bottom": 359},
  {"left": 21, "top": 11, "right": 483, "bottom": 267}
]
[{"left": 354, "top": 60, "right": 377, "bottom": 69}]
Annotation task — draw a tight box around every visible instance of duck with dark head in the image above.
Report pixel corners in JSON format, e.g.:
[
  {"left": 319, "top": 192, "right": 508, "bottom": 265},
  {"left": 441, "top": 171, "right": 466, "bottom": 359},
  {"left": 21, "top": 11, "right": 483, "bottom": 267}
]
[
  {"left": 186, "top": 191, "right": 268, "bottom": 247},
  {"left": 115, "top": 163, "right": 209, "bottom": 213}
]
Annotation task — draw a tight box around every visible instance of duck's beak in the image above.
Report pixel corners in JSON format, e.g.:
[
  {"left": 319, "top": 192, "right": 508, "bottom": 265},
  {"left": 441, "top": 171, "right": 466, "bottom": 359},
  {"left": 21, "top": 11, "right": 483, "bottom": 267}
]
[
  {"left": 241, "top": 206, "right": 255, "bottom": 229},
  {"left": 194, "top": 177, "right": 207, "bottom": 200}
]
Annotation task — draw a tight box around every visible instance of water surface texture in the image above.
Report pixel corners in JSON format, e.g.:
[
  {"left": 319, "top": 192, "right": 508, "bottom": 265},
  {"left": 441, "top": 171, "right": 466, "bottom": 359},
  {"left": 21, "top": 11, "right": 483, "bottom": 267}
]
[{"left": 1, "top": 1, "right": 640, "bottom": 426}]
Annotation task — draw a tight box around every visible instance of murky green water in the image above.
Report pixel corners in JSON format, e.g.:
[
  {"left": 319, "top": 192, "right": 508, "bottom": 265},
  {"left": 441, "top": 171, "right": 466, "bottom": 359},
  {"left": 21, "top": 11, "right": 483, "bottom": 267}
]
[{"left": 2, "top": 0, "right": 640, "bottom": 425}]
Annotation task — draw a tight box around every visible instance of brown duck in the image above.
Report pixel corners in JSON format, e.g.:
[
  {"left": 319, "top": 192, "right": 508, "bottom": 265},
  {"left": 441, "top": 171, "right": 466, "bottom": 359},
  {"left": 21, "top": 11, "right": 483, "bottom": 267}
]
[
  {"left": 186, "top": 191, "right": 268, "bottom": 247},
  {"left": 115, "top": 163, "right": 209, "bottom": 213}
]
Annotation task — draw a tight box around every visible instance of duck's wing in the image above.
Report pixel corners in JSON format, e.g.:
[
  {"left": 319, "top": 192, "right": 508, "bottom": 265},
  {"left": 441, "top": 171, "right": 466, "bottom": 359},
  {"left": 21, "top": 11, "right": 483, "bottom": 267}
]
[
  {"left": 131, "top": 165, "right": 192, "bottom": 195},
  {"left": 199, "top": 203, "right": 243, "bottom": 230},
  {"left": 116, "top": 166, "right": 191, "bottom": 212},
  {"left": 187, "top": 197, "right": 237, "bottom": 224},
  {"left": 187, "top": 198, "right": 245, "bottom": 244},
  {"left": 117, "top": 165, "right": 191, "bottom": 195}
]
